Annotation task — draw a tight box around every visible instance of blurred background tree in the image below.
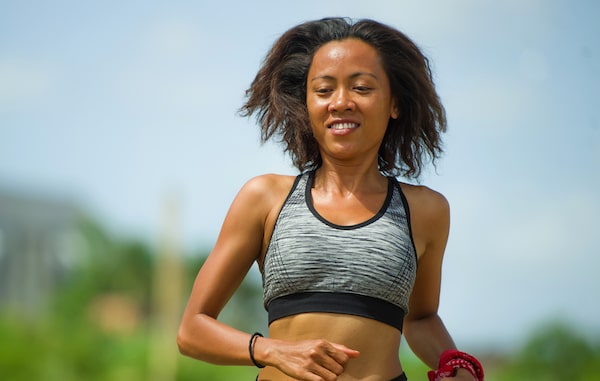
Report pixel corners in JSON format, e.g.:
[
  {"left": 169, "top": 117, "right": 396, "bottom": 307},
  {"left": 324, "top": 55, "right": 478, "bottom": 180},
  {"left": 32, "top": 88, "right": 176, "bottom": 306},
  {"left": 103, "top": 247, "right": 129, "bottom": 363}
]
[
  {"left": 0, "top": 210, "right": 262, "bottom": 380},
  {"left": 495, "top": 320, "right": 600, "bottom": 381}
]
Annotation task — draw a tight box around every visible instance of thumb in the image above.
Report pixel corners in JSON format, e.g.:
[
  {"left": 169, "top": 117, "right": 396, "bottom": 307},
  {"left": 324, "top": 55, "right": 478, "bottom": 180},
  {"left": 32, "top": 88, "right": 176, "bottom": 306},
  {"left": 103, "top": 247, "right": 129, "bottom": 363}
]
[{"left": 331, "top": 343, "right": 360, "bottom": 358}]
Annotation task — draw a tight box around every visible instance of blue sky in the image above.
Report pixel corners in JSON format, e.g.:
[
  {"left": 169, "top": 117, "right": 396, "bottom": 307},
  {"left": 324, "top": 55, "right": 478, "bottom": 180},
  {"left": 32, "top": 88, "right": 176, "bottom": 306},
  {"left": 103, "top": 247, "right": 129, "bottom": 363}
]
[{"left": 1, "top": 1, "right": 599, "bottom": 350}]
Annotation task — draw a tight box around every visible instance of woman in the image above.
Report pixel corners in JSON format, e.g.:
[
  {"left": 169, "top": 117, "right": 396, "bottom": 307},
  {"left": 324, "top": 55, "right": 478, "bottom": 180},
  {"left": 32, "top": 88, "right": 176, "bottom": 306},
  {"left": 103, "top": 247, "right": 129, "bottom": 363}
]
[{"left": 177, "top": 17, "right": 484, "bottom": 381}]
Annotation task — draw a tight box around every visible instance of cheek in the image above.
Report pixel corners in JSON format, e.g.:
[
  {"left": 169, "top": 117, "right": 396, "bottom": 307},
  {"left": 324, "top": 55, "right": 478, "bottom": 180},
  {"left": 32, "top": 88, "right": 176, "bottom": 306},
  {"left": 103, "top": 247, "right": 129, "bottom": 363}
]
[
  {"left": 306, "top": 104, "right": 319, "bottom": 132},
  {"left": 306, "top": 98, "right": 326, "bottom": 121}
]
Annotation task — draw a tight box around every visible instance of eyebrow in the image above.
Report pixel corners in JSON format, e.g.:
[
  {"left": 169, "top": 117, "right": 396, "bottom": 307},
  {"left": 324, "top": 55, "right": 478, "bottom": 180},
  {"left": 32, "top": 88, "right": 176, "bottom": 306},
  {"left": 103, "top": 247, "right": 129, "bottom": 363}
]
[{"left": 310, "top": 72, "right": 379, "bottom": 82}]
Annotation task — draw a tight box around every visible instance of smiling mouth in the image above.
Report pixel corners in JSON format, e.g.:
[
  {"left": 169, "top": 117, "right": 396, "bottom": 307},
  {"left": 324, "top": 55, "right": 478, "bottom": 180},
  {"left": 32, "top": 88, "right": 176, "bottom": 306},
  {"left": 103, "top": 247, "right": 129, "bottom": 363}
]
[{"left": 328, "top": 122, "right": 359, "bottom": 130}]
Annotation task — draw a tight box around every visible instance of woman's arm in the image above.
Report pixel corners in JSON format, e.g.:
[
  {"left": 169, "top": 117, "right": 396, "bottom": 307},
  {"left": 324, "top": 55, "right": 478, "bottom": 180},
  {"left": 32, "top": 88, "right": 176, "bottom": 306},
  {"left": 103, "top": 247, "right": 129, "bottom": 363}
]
[
  {"left": 403, "top": 187, "right": 456, "bottom": 368},
  {"left": 403, "top": 187, "right": 480, "bottom": 380},
  {"left": 177, "top": 175, "right": 278, "bottom": 365}
]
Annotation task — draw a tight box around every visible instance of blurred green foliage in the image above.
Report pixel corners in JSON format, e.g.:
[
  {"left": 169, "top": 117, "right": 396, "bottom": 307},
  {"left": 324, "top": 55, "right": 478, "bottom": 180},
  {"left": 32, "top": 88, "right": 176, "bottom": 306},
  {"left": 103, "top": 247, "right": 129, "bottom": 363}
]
[
  {"left": 494, "top": 320, "right": 600, "bottom": 381},
  {"left": 0, "top": 216, "right": 599, "bottom": 380}
]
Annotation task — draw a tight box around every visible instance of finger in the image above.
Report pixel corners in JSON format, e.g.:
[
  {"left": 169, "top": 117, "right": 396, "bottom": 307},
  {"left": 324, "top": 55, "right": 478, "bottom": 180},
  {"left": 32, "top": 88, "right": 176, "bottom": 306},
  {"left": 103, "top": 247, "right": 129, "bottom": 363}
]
[
  {"left": 330, "top": 343, "right": 360, "bottom": 359},
  {"left": 318, "top": 344, "right": 359, "bottom": 375},
  {"left": 308, "top": 348, "right": 345, "bottom": 376},
  {"left": 308, "top": 363, "right": 341, "bottom": 381},
  {"left": 304, "top": 340, "right": 359, "bottom": 378}
]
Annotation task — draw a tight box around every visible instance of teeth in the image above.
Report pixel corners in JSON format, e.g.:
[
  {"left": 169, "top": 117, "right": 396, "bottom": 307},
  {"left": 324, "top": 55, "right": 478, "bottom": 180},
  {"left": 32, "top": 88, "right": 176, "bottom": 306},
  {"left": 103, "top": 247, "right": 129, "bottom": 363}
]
[{"left": 330, "top": 122, "right": 359, "bottom": 130}]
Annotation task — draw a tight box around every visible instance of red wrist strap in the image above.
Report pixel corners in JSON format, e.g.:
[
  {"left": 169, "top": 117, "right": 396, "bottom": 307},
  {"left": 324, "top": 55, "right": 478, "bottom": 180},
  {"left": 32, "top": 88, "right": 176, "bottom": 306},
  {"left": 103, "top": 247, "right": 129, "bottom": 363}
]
[{"left": 427, "top": 350, "right": 484, "bottom": 381}]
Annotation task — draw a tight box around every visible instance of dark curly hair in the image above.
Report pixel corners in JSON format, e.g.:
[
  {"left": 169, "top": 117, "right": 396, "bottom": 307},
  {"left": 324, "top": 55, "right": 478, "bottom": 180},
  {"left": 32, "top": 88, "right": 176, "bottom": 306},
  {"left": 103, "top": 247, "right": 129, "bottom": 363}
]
[{"left": 240, "top": 17, "right": 446, "bottom": 179}]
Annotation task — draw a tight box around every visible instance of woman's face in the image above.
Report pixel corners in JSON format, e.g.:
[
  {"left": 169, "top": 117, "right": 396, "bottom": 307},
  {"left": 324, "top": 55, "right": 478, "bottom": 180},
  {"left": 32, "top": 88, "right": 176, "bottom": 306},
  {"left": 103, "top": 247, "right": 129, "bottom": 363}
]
[{"left": 306, "top": 38, "right": 398, "bottom": 164}]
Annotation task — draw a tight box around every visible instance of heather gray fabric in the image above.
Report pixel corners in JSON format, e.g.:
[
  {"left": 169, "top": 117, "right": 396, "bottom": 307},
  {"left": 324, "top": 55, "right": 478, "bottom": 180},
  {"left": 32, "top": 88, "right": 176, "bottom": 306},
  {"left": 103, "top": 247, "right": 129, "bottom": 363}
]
[{"left": 262, "top": 170, "right": 417, "bottom": 320}]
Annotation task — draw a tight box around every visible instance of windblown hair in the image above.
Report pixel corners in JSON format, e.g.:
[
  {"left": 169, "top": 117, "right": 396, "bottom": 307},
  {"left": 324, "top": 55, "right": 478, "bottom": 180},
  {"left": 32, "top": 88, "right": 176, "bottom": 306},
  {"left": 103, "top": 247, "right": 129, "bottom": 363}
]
[{"left": 240, "top": 17, "right": 446, "bottom": 178}]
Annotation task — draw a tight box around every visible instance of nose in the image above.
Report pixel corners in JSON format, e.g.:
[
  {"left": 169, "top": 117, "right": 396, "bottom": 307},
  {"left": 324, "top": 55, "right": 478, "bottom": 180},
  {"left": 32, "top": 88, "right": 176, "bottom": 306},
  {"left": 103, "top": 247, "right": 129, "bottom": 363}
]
[{"left": 327, "top": 89, "right": 355, "bottom": 112}]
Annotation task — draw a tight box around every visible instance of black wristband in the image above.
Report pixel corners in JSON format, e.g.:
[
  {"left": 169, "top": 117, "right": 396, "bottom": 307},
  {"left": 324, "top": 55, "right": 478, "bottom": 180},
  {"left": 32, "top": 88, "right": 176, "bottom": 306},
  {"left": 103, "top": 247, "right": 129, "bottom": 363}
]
[{"left": 249, "top": 332, "right": 265, "bottom": 368}]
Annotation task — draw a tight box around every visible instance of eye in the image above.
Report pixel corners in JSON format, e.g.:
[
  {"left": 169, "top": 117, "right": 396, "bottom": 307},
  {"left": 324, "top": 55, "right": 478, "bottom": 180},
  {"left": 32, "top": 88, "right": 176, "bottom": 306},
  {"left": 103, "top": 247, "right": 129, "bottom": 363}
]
[
  {"left": 353, "top": 85, "right": 373, "bottom": 93},
  {"left": 315, "top": 87, "right": 333, "bottom": 94}
]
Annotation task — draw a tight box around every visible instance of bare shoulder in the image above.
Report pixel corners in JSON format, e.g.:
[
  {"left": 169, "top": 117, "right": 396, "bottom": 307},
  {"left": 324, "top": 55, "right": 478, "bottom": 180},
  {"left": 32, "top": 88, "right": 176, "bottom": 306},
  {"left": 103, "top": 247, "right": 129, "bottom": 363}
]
[
  {"left": 240, "top": 173, "right": 297, "bottom": 202},
  {"left": 398, "top": 182, "right": 449, "bottom": 218},
  {"left": 239, "top": 174, "right": 298, "bottom": 261},
  {"left": 243, "top": 173, "right": 297, "bottom": 191},
  {"left": 234, "top": 173, "right": 298, "bottom": 223},
  {"left": 398, "top": 182, "right": 450, "bottom": 254},
  {"left": 211, "top": 173, "right": 298, "bottom": 262}
]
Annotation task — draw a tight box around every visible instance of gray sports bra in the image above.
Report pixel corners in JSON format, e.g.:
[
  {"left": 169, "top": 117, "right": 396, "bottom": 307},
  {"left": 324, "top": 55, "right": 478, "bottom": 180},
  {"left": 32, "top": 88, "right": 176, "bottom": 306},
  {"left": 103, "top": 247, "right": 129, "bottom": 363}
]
[{"left": 261, "top": 170, "right": 417, "bottom": 331}]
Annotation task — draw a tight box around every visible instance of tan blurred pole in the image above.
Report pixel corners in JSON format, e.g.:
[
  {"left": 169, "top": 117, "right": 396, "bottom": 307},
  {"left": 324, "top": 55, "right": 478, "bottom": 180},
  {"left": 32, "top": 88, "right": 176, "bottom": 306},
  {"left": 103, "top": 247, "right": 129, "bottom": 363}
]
[{"left": 148, "top": 193, "right": 184, "bottom": 381}]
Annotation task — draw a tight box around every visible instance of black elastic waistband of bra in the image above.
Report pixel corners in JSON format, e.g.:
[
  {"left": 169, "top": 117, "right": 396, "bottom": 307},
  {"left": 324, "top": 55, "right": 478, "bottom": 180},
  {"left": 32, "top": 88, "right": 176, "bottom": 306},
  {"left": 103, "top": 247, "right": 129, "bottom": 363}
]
[{"left": 267, "top": 292, "right": 405, "bottom": 332}]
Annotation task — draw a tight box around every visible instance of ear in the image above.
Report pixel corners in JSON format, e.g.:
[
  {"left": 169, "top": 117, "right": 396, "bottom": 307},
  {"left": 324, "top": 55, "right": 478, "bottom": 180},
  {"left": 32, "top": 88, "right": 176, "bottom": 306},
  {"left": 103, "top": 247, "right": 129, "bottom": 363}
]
[{"left": 390, "top": 99, "right": 399, "bottom": 119}]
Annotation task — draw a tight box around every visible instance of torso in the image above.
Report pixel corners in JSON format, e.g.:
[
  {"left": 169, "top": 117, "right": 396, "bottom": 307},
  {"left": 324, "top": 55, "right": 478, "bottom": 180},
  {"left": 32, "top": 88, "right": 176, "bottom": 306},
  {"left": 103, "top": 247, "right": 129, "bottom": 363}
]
[{"left": 255, "top": 170, "right": 434, "bottom": 380}]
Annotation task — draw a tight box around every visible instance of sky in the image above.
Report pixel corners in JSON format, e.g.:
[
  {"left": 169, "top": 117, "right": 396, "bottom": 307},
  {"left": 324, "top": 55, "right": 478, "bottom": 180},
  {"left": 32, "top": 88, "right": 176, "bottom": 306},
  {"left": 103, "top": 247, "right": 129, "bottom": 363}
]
[{"left": 1, "top": 0, "right": 599, "bottom": 351}]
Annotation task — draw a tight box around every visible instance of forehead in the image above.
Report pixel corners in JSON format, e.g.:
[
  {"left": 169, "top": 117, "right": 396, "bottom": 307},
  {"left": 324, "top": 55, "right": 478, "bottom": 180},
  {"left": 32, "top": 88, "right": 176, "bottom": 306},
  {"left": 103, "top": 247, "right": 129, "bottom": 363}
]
[{"left": 309, "top": 38, "right": 385, "bottom": 76}]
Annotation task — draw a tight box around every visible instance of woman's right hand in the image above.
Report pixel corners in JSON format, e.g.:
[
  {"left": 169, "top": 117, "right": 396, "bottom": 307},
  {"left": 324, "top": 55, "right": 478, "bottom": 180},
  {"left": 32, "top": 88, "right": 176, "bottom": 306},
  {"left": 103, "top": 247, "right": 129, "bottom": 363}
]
[{"left": 255, "top": 337, "right": 360, "bottom": 381}]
